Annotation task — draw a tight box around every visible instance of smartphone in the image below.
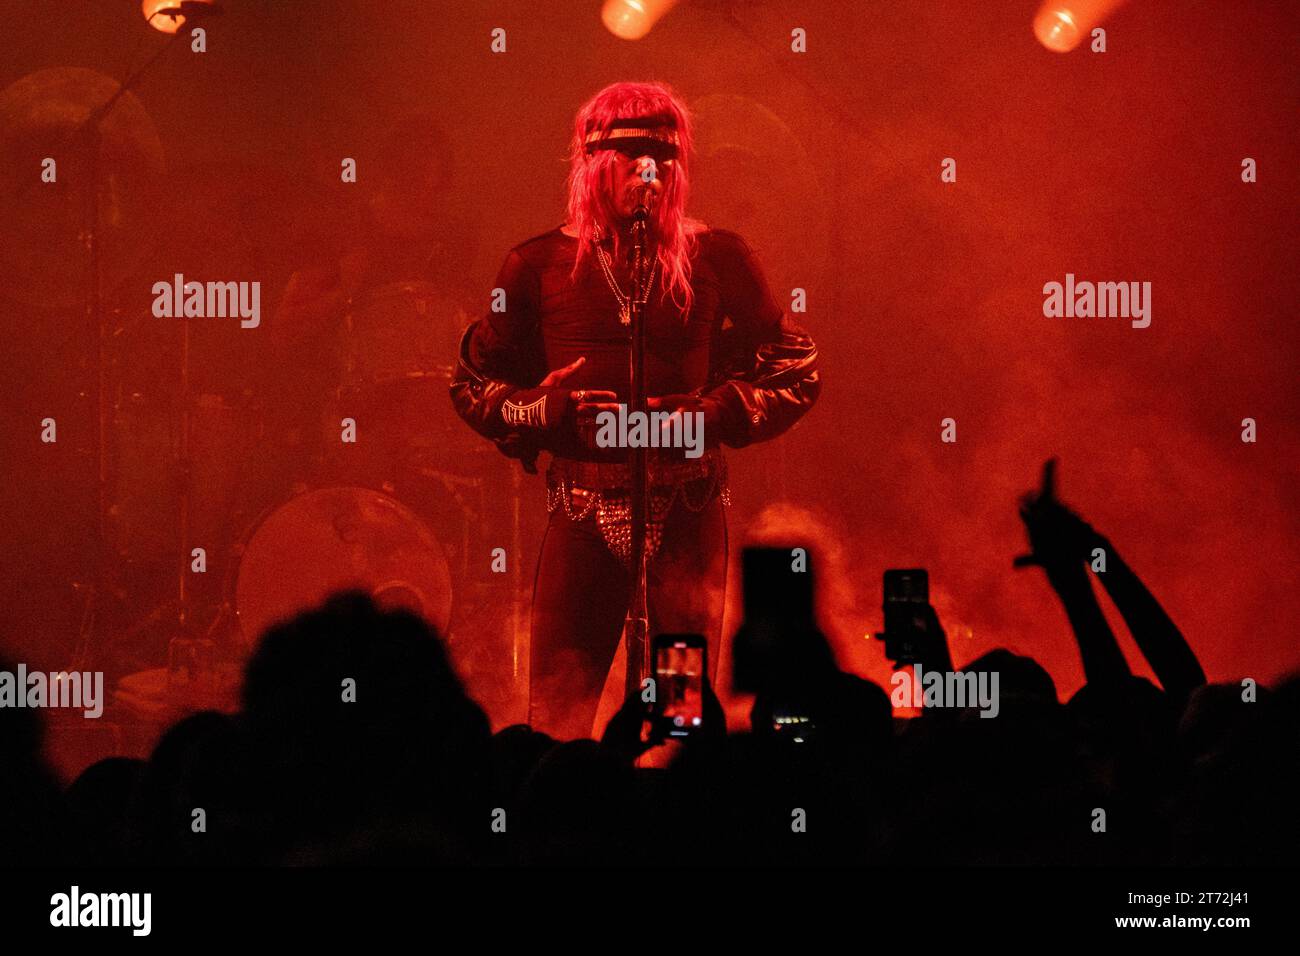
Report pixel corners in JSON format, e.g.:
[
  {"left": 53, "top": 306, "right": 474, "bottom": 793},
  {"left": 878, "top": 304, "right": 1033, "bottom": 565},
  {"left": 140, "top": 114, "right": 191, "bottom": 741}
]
[
  {"left": 879, "top": 568, "right": 930, "bottom": 665},
  {"left": 741, "top": 547, "right": 814, "bottom": 625},
  {"left": 652, "top": 633, "right": 706, "bottom": 738},
  {"left": 732, "top": 546, "right": 817, "bottom": 694},
  {"left": 885, "top": 568, "right": 929, "bottom": 605},
  {"left": 769, "top": 704, "right": 816, "bottom": 743}
]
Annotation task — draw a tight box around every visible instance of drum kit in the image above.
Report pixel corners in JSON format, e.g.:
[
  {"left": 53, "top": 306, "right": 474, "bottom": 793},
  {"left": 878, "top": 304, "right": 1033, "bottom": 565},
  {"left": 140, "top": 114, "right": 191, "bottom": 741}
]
[
  {"left": 110, "top": 280, "right": 492, "bottom": 711},
  {"left": 1, "top": 67, "right": 515, "bottom": 723},
  {"left": 102, "top": 275, "right": 490, "bottom": 723}
]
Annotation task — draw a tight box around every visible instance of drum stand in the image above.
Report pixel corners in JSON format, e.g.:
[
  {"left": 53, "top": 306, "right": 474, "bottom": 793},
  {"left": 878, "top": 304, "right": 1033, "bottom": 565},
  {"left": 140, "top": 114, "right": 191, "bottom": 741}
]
[
  {"left": 164, "top": 314, "right": 220, "bottom": 691},
  {"left": 65, "top": 27, "right": 192, "bottom": 675}
]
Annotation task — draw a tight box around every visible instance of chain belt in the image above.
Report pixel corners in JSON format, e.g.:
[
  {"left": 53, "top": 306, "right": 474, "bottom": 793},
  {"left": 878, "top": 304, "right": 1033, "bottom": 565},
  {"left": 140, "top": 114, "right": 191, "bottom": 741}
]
[{"left": 545, "top": 451, "right": 731, "bottom": 566}]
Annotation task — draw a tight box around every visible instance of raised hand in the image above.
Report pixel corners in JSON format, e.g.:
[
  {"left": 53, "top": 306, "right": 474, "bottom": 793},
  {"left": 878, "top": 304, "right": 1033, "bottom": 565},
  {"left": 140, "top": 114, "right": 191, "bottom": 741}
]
[
  {"left": 1014, "top": 459, "right": 1129, "bottom": 685},
  {"left": 1014, "top": 458, "right": 1103, "bottom": 572},
  {"left": 538, "top": 356, "right": 620, "bottom": 425}
]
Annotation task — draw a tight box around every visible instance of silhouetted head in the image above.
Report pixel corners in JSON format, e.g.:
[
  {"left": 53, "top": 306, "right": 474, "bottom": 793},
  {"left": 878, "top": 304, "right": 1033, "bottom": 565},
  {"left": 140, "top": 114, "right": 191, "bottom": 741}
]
[
  {"left": 1178, "top": 681, "right": 1267, "bottom": 767},
  {"left": 0, "top": 656, "right": 44, "bottom": 765},
  {"left": 240, "top": 592, "right": 491, "bottom": 856},
  {"left": 519, "top": 739, "right": 635, "bottom": 865},
  {"left": 130, "top": 711, "right": 247, "bottom": 864},
  {"left": 491, "top": 724, "right": 557, "bottom": 804},
  {"left": 0, "top": 657, "right": 71, "bottom": 864},
  {"left": 964, "top": 648, "right": 1059, "bottom": 717}
]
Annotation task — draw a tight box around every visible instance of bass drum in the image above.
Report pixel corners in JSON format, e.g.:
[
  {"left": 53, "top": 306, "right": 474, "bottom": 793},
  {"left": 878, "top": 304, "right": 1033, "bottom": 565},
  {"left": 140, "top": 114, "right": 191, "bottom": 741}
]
[{"left": 234, "top": 486, "right": 453, "bottom": 648}]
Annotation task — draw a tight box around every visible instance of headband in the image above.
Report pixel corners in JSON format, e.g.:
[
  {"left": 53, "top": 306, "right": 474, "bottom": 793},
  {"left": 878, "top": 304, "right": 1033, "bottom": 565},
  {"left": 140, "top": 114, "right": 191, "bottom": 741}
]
[{"left": 583, "top": 120, "right": 681, "bottom": 157}]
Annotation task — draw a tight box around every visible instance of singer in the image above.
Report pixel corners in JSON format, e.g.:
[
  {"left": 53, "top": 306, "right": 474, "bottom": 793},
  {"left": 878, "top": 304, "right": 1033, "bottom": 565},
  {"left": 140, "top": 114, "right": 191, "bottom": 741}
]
[{"left": 450, "top": 81, "right": 821, "bottom": 740}]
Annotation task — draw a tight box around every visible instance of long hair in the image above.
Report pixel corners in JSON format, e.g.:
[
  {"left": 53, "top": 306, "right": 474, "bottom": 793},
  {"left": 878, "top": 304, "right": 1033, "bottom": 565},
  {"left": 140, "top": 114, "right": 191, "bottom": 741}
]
[{"left": 565, "top": 81, "right": 698, "bottom": 316}]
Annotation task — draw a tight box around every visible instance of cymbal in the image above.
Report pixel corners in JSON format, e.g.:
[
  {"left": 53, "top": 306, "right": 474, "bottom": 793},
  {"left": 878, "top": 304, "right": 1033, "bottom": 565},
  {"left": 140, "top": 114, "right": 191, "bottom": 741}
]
[
  {"left": 119, "top": 161, "right": 334, "bottom": 397},
  {"left": 688, "top": 94, "right": 830, "bottom": 299},
  {"left": 0, "top": 67, "right": 166, "bottom": 309}
]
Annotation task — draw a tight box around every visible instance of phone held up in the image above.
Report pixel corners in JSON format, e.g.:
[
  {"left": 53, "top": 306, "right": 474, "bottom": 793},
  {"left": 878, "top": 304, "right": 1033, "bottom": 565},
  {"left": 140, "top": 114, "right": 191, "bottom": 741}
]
[
  {"left": 876, "top": 568, "right": 930, "bottom": 667},
  {"left": 651, "top": 633, "right": 706, "bottom": 739}
]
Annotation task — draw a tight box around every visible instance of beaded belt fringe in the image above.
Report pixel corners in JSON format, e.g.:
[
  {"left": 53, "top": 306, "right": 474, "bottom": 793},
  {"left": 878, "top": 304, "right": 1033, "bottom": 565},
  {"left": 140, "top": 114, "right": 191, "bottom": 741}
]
[{"left": 545, "top": 451, "right": 731, "bottom": 566}]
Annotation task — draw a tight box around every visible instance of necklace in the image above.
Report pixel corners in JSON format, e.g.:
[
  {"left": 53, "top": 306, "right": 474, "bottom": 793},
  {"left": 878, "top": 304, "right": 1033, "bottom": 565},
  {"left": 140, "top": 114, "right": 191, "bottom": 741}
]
[{"left": 593, "top": 229, "right": 658, "bottom": 327}]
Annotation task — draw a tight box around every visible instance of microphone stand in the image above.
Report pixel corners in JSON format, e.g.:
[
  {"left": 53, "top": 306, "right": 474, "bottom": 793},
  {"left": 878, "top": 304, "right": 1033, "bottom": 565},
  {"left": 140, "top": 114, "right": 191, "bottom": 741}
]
[{"left": 622, "top": 209, "right": 652, "bottom": 702}]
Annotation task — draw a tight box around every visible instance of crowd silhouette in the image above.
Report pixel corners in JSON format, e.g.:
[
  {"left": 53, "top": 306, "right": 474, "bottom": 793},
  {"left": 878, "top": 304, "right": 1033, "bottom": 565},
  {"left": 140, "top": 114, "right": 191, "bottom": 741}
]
[{"left": 3, "top": 460, "right": 1296, "bottom": 867}]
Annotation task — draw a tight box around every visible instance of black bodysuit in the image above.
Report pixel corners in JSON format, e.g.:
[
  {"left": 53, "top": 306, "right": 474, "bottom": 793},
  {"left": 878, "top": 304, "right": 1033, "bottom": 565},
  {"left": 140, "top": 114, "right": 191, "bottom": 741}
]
[
  {"left": 454, "top": 226, "right": 820, "bottom": 463},
  {"left": 450, "top": 225, "right": 821, "bottom": 740}
]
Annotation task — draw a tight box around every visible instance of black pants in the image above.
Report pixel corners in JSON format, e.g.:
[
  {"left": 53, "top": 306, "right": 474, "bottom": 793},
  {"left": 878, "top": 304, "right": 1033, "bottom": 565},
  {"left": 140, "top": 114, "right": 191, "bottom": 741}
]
[{"left": 527, "top": 492, "right": 727, "bottom": 740}]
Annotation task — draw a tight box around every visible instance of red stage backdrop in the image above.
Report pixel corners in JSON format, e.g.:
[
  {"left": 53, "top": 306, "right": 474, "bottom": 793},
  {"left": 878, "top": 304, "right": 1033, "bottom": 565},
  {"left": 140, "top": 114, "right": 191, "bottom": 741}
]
[{"left": 1, "top": 1, "right": 1295, "bottom": 735}]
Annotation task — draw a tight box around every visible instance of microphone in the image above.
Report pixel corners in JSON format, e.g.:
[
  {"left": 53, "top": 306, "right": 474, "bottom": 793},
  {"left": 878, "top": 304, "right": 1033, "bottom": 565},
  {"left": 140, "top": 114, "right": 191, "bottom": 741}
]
[
  {"left": 632, "top": 183, "right": 655, "bottom": 222},
  {"left": 632, "top": 156, "right": 660, "bottom": 222}
]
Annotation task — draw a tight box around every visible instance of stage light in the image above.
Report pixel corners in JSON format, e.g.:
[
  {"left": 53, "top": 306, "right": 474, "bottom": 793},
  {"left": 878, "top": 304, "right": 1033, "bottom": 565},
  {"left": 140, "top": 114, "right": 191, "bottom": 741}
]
[
  {"left": 142, "top": 0, "right": 217, "bottom": 34},
  {"left": 602, "top": 0, "right": 682, "bottom": 40},
  {"left": 1033, "top": 0, "right": 1127, "bottom": 52}
]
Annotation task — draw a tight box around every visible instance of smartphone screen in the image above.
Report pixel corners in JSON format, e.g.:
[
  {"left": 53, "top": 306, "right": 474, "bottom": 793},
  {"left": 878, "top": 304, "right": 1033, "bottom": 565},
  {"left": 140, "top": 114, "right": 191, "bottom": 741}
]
[
  {"left": 654, "top": 635, "right": 705, "bottom": 737},
  {"left": 884, "top": 568, "right": 929, "bottom": 605},
  {"left": 770, "top": 704, "right": 816, "bottom": 742},
  {"left": 882, "top": 569, "right": 930, "bottom": 665}
]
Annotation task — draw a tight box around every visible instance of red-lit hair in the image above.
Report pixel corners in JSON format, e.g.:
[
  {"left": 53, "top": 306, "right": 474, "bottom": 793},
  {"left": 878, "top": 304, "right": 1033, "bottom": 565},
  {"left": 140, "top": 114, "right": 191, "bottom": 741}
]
[{"left": 565, "top": 81, "right": 699, "bottom": 316}]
